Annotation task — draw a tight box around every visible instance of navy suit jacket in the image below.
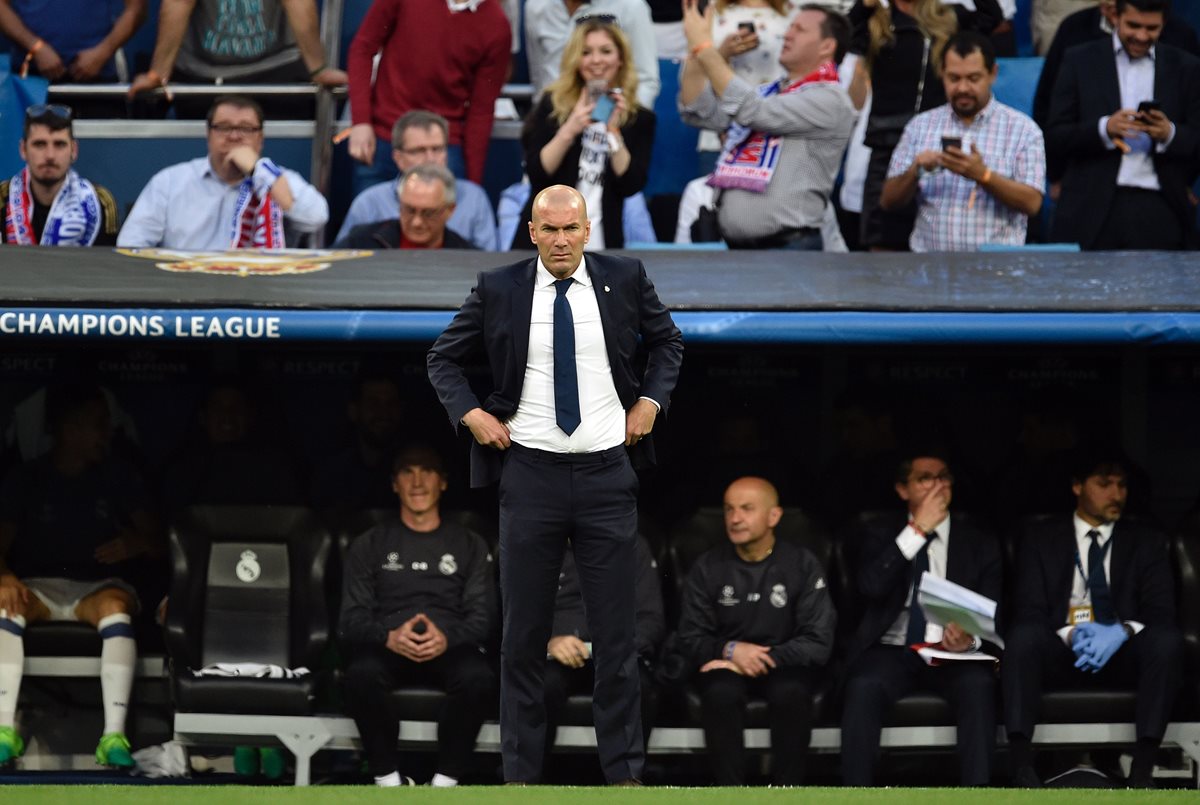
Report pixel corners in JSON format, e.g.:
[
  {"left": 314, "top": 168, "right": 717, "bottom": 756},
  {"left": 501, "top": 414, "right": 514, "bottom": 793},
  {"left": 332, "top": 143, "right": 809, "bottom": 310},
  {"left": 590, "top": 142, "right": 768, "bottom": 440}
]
[
  {"left": 1047, "top": 38, "right": 1200, "bottom": 248},
  {"left": 1010, "top": 515, "right": 1176, "bottom": 632},
  {"left": 844, "top": 513, "right": 1003, "bottom": 662},
  {"left": 427, "top": 252, "right": 684, "bottom": 487}
]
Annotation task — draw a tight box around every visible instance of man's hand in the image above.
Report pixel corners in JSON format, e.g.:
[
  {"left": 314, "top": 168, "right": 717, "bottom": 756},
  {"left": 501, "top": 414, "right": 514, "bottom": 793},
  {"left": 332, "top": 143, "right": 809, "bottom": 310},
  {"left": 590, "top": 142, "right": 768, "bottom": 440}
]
[
  {"left": 625, "top": 399, "right": 658, "bottom": 446},
  {"left": 1136, "top": 108, "right": 1173, "bottom": 143},
  {"left": 94, "top": 531, "right": 149, "bottom": 565},
  {"left": 1106, "top": 108, "right": 1142, "bottom": 141},
  {"left": 0, "top": 573, "right": 30, "bottom": 615},
  {"left": 127, "top": 70, "right": 169, "bottom": 99},
  {"left": 548, "top": 635, "right": 590, "bottom": 668},
  {"left": 1073, "top": 621, "right": 1128, "bottom": 673},
  {"left": 681, "top": 0, "right": 716, "bottom": 51},
  {"left": 347, "top": 123, "right": 376, "bottom": 166},
  {"left": 69, "top": 45, "right": 110, "bottom": 81},
  {"left": 942, "top": 621, "right": 974, "bottom": 652},
  {"left": 730, "top": 642, "right": 776, "bottom": 677},
  {"left": 311, "top": 66, "right": 348, "bottom": 87},
  {"left": 226, "top": 146, "right": 262, "bottom": 178},
  {"left": 408, "top": 613, "right": 448, "bottom": 661},
  {"left": 386, "top": 615, "right": 425, "bottom": 660},
  {"left": 463, "top": 407, "right": 511, "bottom": 450},
  {"left": 33, "top": 42, "right": 66, "bottom": 80},
  {"left": 699, "top": 659, "right": 744, "bottom": 674},
  {"left": 912, "top": 478, "right": 950, "bottom": 534},
  {"left": 913, "top": 149, "right": 943, "bottom": 173},
  {"left": 942, "top": 144, "right": 988, "bottom": 181}
]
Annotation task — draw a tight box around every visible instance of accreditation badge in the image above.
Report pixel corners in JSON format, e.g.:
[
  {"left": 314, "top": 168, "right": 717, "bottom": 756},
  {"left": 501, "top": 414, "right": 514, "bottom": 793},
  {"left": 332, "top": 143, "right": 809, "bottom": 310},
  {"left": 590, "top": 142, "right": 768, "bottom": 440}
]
[{"left": 1069, "top": 605, "right": 1094, "bottom": 625}]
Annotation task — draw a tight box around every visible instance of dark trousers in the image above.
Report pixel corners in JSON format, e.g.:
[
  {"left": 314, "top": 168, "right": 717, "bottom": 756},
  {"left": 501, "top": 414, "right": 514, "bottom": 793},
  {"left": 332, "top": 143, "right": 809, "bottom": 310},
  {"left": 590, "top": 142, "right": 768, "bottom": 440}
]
[
  {"left": 698, "top": 667, "right": 817, "bottom": 786},
  {"left": 1091, "top": 187, "right": 1185, "bottom": 250},
  {"left": 1001, "top": 623, "right": 1183, "bottom": 742},
  {"left": 498, "top": 444, "right": 643, "bottom": 783},
  {"left": 344, "top": 644, "right": 496, "bottom": 779},
  {"left": 842, "top": 645, "right": 996, "bottom": 786},
  {"left": 543, "top": 661, "right": 659, "bottom": 759},
  {"left": 860, "top": 146, "right": 917, "bottom": 250}
]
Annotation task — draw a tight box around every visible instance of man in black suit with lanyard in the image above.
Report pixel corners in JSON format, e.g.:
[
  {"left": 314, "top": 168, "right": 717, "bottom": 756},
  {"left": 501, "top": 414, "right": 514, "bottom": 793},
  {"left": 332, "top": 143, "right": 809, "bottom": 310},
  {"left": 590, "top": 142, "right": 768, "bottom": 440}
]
[
  {"left": 1002, "top": 450, "right": 1182, "bottom": 788},
  {"left": 427, "top": 184, "right": 683, "bottom": 785},
  {"left": 840, "top": 452, "right": 1003, "bottom": 786}
]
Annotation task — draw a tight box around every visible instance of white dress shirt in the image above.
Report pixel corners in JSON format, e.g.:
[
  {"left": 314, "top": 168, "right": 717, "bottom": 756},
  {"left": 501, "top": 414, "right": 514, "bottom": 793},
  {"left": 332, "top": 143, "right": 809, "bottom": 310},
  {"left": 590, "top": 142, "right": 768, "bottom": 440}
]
[
  {"left": 118, "top": 157, "right": 328, "bottom": 249},
  {"left": 1055, "top": 514, "right": 1145, "bottom": 645},
  {"left": 1098, "top": 33, "right": 1175, "bottom": 191},
  {"left": 506, "top": 257, "right": 626, "bottom": 453},
  {"left": 881, "top": 515, "right": 951, "bottom": 647}
]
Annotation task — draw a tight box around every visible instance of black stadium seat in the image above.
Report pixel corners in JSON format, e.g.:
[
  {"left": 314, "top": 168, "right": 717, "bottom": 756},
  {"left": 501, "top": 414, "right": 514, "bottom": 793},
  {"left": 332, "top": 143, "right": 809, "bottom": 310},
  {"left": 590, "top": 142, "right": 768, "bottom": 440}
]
[{"left": 165, "top": 505, "right": 332, "bottom": 716}]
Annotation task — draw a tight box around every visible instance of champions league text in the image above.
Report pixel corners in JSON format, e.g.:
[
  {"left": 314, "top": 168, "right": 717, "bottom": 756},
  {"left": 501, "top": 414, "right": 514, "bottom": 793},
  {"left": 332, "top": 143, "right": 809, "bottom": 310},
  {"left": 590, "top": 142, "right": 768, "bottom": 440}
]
[{"left": 0, "top": 311, "right": 283, "bottom": 340}]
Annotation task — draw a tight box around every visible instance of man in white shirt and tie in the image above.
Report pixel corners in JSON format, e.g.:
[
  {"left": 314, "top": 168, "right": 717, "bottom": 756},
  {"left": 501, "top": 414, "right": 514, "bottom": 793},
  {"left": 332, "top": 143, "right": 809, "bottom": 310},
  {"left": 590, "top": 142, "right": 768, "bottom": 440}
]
[
  {"left": 1046, "top": 0, "right": 1200, "bottom": 249},
  {"left": 427, "top": 185, "right": 683, "bottom": 785}
]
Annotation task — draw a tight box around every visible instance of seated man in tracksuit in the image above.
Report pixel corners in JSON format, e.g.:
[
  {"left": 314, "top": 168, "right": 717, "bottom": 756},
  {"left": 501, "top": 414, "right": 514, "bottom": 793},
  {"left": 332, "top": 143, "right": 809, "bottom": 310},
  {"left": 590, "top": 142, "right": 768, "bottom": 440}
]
[
  {"left": 339, "top": 444, "right": 497, "bottom": 787},
  {"left": 675, "top": 476, "right": 836, "bottom": 786}
]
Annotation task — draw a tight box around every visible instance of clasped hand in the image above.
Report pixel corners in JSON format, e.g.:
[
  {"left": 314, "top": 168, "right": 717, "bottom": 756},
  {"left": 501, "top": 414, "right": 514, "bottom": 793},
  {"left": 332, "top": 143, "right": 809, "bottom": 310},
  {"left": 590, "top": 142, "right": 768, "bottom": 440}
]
[
  {"left": 1071, "top": 621, "right": 1127, "bottom": 673},
  {"left": 699, "top": 642, "right": 776, "bottom": 677},
  {"left": 386, "top": 613, "right": 448, "bottom": 662},
  {"left": 914, "top": 145, "right": 987, "bottom": 182}
]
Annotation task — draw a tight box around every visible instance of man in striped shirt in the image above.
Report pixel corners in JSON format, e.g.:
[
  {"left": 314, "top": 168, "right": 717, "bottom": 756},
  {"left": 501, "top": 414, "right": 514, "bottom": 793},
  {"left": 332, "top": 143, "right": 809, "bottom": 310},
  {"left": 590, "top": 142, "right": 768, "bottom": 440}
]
[{"left": 882, "top": 31, "right": 1045, "bottom": 252}]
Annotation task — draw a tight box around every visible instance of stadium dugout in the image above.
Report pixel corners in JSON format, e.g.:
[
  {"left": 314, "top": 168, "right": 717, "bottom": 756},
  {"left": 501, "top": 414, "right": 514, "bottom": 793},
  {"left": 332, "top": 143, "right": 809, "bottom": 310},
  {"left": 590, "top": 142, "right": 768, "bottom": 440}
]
[{"left": 2, "top": 246, "right": 1200, "bottom": 785}]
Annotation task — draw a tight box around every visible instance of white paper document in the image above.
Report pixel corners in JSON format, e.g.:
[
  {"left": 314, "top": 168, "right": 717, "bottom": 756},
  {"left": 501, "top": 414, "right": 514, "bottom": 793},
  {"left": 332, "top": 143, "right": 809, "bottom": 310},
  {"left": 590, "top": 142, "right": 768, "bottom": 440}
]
[
  {"left": 917, "top": 571, "right": 1005, "bottom": 649},
  {"left": 916, "top": 646, "right": 999, "bottom": 666}
]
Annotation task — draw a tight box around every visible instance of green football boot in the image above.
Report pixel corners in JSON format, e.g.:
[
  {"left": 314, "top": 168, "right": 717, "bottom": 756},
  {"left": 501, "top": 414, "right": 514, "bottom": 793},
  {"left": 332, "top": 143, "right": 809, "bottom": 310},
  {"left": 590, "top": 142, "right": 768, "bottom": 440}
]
[
  {"left": 0, "top": 726, "right": 24, "bottom": 766},
  {"left": 95, "top": 732, "right": 135, "bottom": 768}
]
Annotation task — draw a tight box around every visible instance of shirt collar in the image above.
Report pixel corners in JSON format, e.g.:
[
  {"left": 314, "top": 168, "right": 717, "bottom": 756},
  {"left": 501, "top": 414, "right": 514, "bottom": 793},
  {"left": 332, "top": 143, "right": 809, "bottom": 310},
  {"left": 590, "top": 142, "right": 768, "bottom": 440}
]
[
  {"left": 535, "top": 256, "right": 592, "bottom": 289},
  {"left": 1113, "top": 30, "right": 1156, "bottom": 61},
  {"left": 447, "top": 0, "right": 484, "bottom": 12},
  {"left": 1073, "top": 513, "right": 1115, "bottom": 546}
]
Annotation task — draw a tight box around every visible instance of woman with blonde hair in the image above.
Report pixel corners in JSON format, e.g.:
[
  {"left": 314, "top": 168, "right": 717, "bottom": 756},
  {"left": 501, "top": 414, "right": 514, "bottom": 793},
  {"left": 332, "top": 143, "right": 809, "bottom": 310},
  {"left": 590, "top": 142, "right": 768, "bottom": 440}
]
[
  {"left": 514, "top": 18, "right": 656, "bottom": 250},
  {"left": 848, "top": 0, "right": 1001, "bottom": 250}
]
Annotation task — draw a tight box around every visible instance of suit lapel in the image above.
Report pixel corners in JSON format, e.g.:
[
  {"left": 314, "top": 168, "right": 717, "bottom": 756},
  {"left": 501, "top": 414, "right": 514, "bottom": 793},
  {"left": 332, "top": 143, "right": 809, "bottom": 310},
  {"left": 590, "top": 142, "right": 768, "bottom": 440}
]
[
  {"left": 511, "top": 259, "right": 537, "bottom": 372},
  {"left": 1107, "top": 520, "right": 1135, "bottom": 612},
  {"left": 946, "top": 517, "right": 967, "bottom": 585},
  {"left": 587, "top": 255, "right": 621, "bottom": 375},
  {"left": 1100, "top": 43, "right": 1122, "bottom": 117}
]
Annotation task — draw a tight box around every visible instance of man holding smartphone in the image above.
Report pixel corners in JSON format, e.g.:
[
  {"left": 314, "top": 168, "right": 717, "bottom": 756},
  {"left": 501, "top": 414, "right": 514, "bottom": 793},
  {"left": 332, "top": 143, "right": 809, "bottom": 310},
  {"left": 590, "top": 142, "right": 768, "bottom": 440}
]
[
  {"left": 1047, "top": 0, "right": 1200, "bottom": 249},
  {"left": 881, "top": 31, "right": 1045, "bottom": 252}
]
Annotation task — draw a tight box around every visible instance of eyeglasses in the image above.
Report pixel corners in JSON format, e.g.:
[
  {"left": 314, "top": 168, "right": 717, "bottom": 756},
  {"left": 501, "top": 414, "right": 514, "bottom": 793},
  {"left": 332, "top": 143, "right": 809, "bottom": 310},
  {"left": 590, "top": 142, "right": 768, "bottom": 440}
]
[
  {"left": 910, "top": 472, "right": 954, "bottom": 487},
  {"left": 25, "top": 104, "right": 73, "bottom": 126},
  {"left": 576, "top": 12, "right": 618, "bottom": 26},
  {"left": 398, "top": 144, "right": 447, "bottom": 158},
  {"left": 400, "top": 203, "right": 448, "bottom": 220},
  {"left": 208, "top": 123, "right": 263, "bottom": 136}
]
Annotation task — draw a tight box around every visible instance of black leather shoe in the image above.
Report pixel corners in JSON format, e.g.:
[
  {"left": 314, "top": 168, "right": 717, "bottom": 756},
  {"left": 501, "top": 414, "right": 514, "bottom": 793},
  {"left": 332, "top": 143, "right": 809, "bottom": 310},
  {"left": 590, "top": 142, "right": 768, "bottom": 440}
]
[
  {"left": 610, "top": 778, "right": 643, "bottom": 787},
  {"left": 1012, "top": 765, "right": 1042, "bottom": 788}
]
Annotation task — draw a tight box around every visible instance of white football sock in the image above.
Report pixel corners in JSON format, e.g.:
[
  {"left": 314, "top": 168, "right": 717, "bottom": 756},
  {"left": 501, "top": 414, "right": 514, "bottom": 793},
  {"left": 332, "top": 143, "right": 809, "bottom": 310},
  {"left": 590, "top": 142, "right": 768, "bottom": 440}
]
[
  {"left": 0, "top": 614, "right": 26, "bottom": 727},
  {"left": 97, "top": 613, "right": 136, "bottom": 735}
]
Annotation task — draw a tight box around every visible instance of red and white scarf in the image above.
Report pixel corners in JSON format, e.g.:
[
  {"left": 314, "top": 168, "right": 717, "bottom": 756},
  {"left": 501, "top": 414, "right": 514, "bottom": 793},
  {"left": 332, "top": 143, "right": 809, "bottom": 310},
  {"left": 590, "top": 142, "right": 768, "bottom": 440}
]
[
  {"left": 710, "top": 61, "right": 840, "bottom": 194},
  {"left": 230, "top": 158, "right": 285, "bottom": 249}
]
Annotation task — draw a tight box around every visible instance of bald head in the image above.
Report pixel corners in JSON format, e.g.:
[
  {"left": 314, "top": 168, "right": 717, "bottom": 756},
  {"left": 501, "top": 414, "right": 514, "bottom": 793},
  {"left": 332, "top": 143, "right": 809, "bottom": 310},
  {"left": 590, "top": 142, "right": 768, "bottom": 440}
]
[
  {"left": 528, "top": 184, "right": 591, "bottom": 279},
  {"left": 723, "top": 476, "right": 782, "bottom": 557}
]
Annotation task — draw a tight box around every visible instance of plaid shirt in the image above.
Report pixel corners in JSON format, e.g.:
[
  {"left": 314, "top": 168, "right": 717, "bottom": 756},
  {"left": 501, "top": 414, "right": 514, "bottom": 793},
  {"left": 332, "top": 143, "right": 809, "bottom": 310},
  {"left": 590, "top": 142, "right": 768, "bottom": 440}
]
[{"left": 888, "top": 99, "right": 1045, "bottom": 252}]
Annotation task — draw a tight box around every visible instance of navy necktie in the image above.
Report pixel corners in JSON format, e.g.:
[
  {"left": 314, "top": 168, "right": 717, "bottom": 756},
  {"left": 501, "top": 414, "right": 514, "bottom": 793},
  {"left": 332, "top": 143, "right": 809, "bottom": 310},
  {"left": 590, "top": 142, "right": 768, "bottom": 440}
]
[
  {"left": 1087, "top": 529, "right": 1117, "bottom": 624},
  {"left": 906, "top": 533, "right": 936, "bottom": 647},
  {"left": 553, "top": 278, "right": 581, "bottom": 436}
]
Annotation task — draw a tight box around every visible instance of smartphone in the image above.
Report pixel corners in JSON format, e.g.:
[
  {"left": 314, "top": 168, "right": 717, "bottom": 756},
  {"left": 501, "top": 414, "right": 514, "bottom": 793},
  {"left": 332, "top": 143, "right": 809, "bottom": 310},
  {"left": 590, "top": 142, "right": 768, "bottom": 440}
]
[
  {"left": 591, "top": 93, "right": 616, "bottom": 123},
  {"left": 738, "top": 21, "right": 756, "bottom": 35},
  {"left": 941, "top": 136, "right": 963, "bottom": 152},
  {"left": 1138, "top": 100, "right": 1162, "bottom": 115}
]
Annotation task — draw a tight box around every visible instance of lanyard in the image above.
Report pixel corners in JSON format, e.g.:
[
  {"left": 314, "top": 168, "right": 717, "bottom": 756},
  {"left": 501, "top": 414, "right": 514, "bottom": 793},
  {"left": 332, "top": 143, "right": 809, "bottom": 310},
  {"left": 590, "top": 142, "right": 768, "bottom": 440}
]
[{"left": 1073, "top": 535, "right": 1113, "bottom": 591}]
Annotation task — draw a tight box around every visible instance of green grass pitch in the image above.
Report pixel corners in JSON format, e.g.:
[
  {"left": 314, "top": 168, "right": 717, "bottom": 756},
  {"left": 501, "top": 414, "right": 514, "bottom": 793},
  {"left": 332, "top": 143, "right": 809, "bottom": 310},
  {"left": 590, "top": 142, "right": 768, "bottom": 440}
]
[{"left": 0, "top": 787, "right": 1195, "bottom": 804}]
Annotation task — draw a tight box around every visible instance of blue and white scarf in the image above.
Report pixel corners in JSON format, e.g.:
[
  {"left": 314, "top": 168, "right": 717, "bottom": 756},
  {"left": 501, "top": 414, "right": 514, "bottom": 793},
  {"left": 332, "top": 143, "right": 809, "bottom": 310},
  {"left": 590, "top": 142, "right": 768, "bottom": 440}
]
[{"left": 5, "top": 167, "right": 102, "bottom": 246}]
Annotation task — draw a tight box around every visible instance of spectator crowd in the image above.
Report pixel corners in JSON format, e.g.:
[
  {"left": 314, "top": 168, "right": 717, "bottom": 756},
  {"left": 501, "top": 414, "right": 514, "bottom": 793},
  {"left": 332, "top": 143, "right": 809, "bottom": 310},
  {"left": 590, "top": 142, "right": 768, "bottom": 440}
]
[{"left": 2, "top": 0, "right": 1198, "bottom": 251}]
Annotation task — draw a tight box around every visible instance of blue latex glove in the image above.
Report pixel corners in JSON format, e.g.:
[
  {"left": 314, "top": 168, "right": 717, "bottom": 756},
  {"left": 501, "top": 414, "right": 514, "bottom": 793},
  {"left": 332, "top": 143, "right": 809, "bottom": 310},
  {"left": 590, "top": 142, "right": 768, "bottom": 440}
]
[
  {"left": 1071, "top": 622, "right": 1097, "bottom": 653},
  {"left": 1074, "top": 622, "right": 1128, "bottom": 672}
]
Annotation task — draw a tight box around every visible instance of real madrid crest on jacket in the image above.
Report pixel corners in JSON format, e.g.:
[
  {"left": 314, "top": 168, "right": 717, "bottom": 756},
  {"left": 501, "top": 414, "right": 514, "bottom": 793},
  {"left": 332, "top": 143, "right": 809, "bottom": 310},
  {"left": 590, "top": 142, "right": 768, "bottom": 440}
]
[
  {"left": 676, "top": 539, "right": 836, "bottom": 669},
  {"left": 339, "top": 518, "right": 496, "bottom": 649}
]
